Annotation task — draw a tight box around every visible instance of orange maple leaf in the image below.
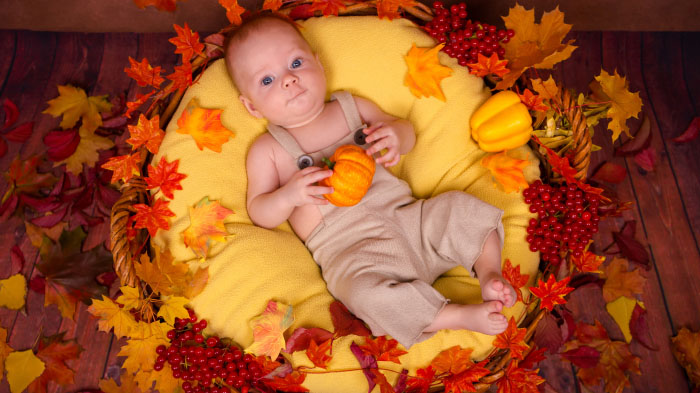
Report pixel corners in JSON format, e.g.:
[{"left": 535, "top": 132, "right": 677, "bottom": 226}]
[
  {"left": 430, "top": 345, "right": 474, "bottom": 375},
  {"left": 132, "top": 0, "right": 179, "bottom": 12},
  {"left": 370, "top": 369, "right": 395, "bottom": 393},
  {"left": 493, "top": 317, "right": 529, "bottom": 360},
  {"left": 359, "top": 335, "right": 408, "bottom": 364},
  {"left": 43, "top": 279, "right": 79, "bottom": 320},
  {"left": 467, "top": 52, "right": 509, "bottom": 78},
  {"left": 306, "top": 338, "right": 333, "bottom": 369},
  {"left": 27, "top": 335, "right": 82, "bottom": 393},
  {"left": 219, "top": 0, "right": 246, "bottom": 25},
  {"left": 124, "top": 57, "right": 165, "bottom": 88},
  {"left": 125, "top": 91, "right": 155, "bottom": 119},
  {"left": 481, "top": 151, "right": 530, "bottom": 193},
  {"left": 176, "top": 98, "right": 234, "bottom": 152},
  {"left": 528, "top": 274, "right": 574, "bottom": 311},
  {"left": 264, "top": 371, "right": 309, "bottom": 392},
  {"left": 502, "top": 259, "right": 529, "bottom": 303},
  {"left": 182, "top": 197, "right": 234, "bottom": 259},
  {"left": 671, "top": 328, "right": 700, "bottom": 387},
  {"left": 406, "top": 366, "right": 435, "bottom": 393},
  {"left": 517, "top": 89, "right": 549, "bottom": 112},
  {"left": 127, "top": 114, "right": 164, "bottom": 154},
  {"left": 101, "top": 152, "right": 143, "bottom": 184},
  {"left": 166, "top": 61, "right": 193, "bottom": 94},
  {"left": 443, "top": 360, "right": 490, "bottom": 393},
  {"left": 572, "top": 250, "right": 605, "bottom": 273},
  {"left": 132, "top": 198, "right": 175, "bottom": 237},
  {"left": 263, "top": 0, "right": 283, "bottom": 11},
  {"left": 496, "top": 362, "right": 545, "bottom": 393},
  {"left": 145, "top": 156, "right": 187, "bottom": 200},
  {"left": 246, "top": 301, "right": 295, "bottom": 360},
  {"left": 308, "top": 0, "right": 347, "bottom": 16},
  {"left": 404, "top": 43, "right": 453, "bottom": 102},
  {"left": 601, "top": 257, "right": 645, "bottom": 303},
  {"left": 169, "top": 23, "right": 205, "bottom": 63},
  {"left": 376, "top": 0, "right": 417, "bottom": 20}
]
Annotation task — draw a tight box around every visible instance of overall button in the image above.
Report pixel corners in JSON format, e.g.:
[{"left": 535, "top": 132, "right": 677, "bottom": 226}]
[
  {"left": 297, "top": 155, "right": 314, "bottom": 169},
  {"left": 353, "top": 128, "right": 367, "bottom": 145}
]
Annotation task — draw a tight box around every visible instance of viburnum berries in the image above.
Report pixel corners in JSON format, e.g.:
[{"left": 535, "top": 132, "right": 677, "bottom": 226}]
[
  {"left": 157, "top": 309, "right": 268, "bottom": 393},
  {"left": 426, "top": 1, "right": 514, "bottom": 67}
]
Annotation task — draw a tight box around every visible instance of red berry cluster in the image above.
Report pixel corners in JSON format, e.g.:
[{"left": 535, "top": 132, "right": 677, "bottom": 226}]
[
  {"left": 426, "top": 1, "right": 515, "bottom": 67},
  {"left": 154, "top": 309, "right": 266, "bottom": 393},
  {"left": 523, "top": 180, "right": 601, "bottom": 264}
]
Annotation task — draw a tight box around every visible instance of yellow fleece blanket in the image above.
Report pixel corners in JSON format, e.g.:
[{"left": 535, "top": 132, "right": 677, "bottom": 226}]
[{"left": 152, "top": 16, "right": 540, "bottom": 392}]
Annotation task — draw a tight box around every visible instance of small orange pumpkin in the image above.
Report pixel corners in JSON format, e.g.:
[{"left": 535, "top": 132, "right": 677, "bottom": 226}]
[{"left": 319, "top": 145, "right": 376, "bottom": 206}]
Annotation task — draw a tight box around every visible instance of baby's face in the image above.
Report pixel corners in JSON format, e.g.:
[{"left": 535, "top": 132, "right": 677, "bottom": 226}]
[{"left": 231, "top": 22, "right": 326, "bottom": 128}]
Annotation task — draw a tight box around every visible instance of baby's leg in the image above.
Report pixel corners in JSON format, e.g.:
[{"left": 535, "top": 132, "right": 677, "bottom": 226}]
[
  {"left": 474, "top": 229, "right": 516, "bottom": 308},
  {"left": 423, "top": 302, "right": 508, "bottom": 335}
]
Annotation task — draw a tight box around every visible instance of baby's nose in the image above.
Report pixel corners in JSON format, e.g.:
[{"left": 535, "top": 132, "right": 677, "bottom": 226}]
[{"left": 283, "top": 73, "right": 298, "bottom": 88}]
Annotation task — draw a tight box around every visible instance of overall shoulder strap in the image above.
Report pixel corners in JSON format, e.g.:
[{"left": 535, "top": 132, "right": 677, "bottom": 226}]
[
  {"left": 266, "top": 123, "right": 308, "bottom": 161},
  {"left": 330, "top": 91, "right": 366, "bottom": 133}
]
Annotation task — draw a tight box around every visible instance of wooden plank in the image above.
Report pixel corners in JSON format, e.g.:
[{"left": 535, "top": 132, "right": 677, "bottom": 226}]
[
  {"left": 681, "top": 32, "right": 700, "bottom": 114},
  {"left": 0, "top": 30, "right": 17, "bottom": 96},
  {"left": 599, "top": 31, "right": 690, "bottom": 393}
]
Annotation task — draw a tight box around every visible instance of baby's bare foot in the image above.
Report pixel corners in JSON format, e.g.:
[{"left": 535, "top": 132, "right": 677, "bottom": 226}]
[
  {"left": 459, "top": 301, "right": 508, "bottom": 335},
  {"left": 481, "top": 273, "right": 517, "bottom": 308}
]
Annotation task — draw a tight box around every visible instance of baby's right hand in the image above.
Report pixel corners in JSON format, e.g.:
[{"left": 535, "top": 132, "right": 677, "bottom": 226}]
[{"left": 281, "top": 166, "right": 334, "bottom": 207}]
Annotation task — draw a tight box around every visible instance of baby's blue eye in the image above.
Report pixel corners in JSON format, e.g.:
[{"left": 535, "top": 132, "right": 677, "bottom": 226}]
[
  {"left": 291, "top": 58, "right": 302, "bottom": 68},
  {"left": 261, "top": 76, "right": 273, "bottom": 86}
]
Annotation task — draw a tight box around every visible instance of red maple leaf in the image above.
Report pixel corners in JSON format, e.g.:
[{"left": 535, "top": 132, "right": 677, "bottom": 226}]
[
  {"left": 27, "top": 334, "right": 83, "bottom": 393},
  {"left": 132, "top": 0, "right": 179, "bottom": 12},
  {"left": 308, "top": 0, "right": 347, "bottom": 16},
  {"left": 145, "top": 156, "right": 187, "bottom": 200},
  {"left": 127, "top": 114, "right": 165, "bottom": 154},
  {"left": 467, "top": 52, "right": 510, "bottom": 78},
  {"left": 376, "top": 0, "right": 417, "bottom": 20},
  {"left": 166, "top": 61, "right": 193, "bottom": 94},
  {"left": 529, "top": 275, "right": 574, "bottom": 311},
  {"left": 125, "top": 91, "right": 155, "bottom": 119},
  {"left": 370, "top": 369, "right": 396, "bottom": 393},
  {"left": 496, "top": 362, "right": 545, "bottom": 393},
  {"left": 219, "top": 0, "right": 246, "bottom": 25},
  {"left": 502, "top": 259, "right": 529, "bottom": 303},
  {"left": 330, "top": 301, "right": 370, "bottom": 337},
  {"left": 443, "top": 360, "right": 490, "bottom": 393},
  {"left": 306, "top": 338, "right": 333, "bottom": 369},
  {"left": 406, "top": 366, "right": 435, "bottom": 393},
  {"left": 262, "top": 0, "right": 283, "bottom": 11},
  {"left": 430, "top": 345, "right": 474, "bottom": 375},
  {"left": 263, "top": 371, "right": 309, "bottom": 392},
  {"left": 493, "top": 317, "right": 529, "bottom": 360},
  {"left": 101, "top": 152, "right": 143, "bottom": 184},
  {"left": 124, "top": 57, "right": 164, "bottom": 88},
  {"left": 517, "top": 89, "right": 549, "bottom": 112},
  {"left": 132, "top": 197, "right": 175, "bottom": 237},
  {"left": 572, "top": 250, "right": 605, "bottom": 273},
  {"left": 359, "top": 335, "right": 408, "bottom": 364},
  {"left": 169, "top": 23, "right": 205, "bottom": 63}
]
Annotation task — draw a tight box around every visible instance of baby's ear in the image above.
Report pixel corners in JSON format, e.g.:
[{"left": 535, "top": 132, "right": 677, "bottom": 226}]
[{"left": 239, "top": 95, "right": 263, "bottom": 118}]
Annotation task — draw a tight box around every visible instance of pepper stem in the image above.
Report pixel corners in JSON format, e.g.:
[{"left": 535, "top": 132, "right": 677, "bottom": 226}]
[{"left": 321, "top": 157, "right": 335, "bottom": 170}]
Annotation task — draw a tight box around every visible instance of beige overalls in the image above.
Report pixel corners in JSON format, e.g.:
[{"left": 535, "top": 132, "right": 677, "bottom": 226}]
[{"left": 267, "top": 91, "right": 505, "bottom": 348}]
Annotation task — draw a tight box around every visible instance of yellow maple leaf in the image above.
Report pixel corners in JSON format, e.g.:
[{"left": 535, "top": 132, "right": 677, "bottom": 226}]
[
  {"left": 601, "top": 257, "right": 646, "bottom": 303},
  {"left": 130, "top": 321, "right": 170, "bottom": 341},
  {"left": 54, "top": 126, "right": 114, "bottom": 175},
  {"left": 671, "top": 327, "right": 700, "bottom": 386},
  {"left": 24, "top": 221, "right": 66, "bottom": 247},
  {"left": 157, "top": 295, "right": 189, "bottom": 325},
  {"left": 481, "top": 151, "right": 530, "bottom": 193},
  {"left": 134, "top": 368, "right": 180, "bottom": 393},
  {"left": 87, "top": 295, "right": 138, "bottom": 338},
  {"left": 530, "top": 76, "right": 560, "bottom": 103},
  {"left": 591, "top": 69, "right": 643, "bottom": 142},
  {"left": 116, "top": 285, "right": 142, "bottom": 310},
  {"left": 119, "top": 334, "right": 167, "bottom": 374},
  {"left": 183, "top": 266, "right": 209, "bottom": 299},
  {"left": 42, "top": 85, "right": 112, "bottom": 133},
  {"left": 176, "top": 98, "right": 234, "bottom": 152},
  {"left": 0, "top": 327, "right": 15, "bottom": 378},
  {"left": 5, "top": 350, "right": 45, "bottom": 393},
  {"left": 245, "top": 300, "right": 295, "bottom": 360},
  {"left": 182, "top": 197, "right": 234, "bottom": 259},
  {"left": 496, "top": 4, "right": 577, "bottom": 89},
  {"left": 99, "top": 371, "right": 142, "bottom": 393},
  {"left": 0, "top": 274, "right": 27, "bottom": 310},
  {"left": 404, "top": 43, "right": 453, "bottom": 102},
  {"left": 133, "top": 249, "right": 189, "bottom": 296}
]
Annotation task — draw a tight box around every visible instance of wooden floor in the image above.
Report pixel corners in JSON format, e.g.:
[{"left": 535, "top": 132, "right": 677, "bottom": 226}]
[{"left": 0, "top": 30, "right": 698, "bottom": 393}]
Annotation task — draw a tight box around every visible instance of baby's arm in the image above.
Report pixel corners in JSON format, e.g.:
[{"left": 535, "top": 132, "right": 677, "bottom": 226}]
[
  {"left": 354, "top": 96, "right": 415, "bottom": 167},
  {"left": 246, "top": 135, "right": 333, "bottom": 228}
]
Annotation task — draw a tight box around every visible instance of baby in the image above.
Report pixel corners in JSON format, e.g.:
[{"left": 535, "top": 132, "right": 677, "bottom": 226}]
[{"left": 225, "top": 13, "right": 516, "bottom": 348}]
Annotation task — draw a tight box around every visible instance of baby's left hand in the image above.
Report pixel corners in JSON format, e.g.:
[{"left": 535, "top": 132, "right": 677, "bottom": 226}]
[{"left": 363, "top": 122, "right": 401, "bottom": 167}]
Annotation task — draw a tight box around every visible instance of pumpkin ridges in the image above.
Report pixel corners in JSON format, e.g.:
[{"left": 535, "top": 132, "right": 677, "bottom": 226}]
[{"left": 319, "top": 145, "right": 375, "bottom": 206}]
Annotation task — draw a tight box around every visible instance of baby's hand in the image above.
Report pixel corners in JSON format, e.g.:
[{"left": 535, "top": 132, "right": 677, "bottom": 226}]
[
  {"left": 364, "top": 122, "right": 401, "bottom": 167},
  {"left": 282, "top": 166, "right": 334, "bottom": 207}
]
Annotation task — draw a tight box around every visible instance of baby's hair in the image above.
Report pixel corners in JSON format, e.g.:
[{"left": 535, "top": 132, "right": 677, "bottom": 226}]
[{"left": 223, "top": 12, "right": 304, "bottom": 85}]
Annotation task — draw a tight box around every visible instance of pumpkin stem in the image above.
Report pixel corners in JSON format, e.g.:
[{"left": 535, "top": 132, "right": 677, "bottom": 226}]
[{"left": 322, "top": 157, "right": 335, "bottom": 170}]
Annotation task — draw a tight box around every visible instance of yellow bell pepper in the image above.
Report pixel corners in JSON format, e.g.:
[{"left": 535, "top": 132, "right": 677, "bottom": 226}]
[{"left": 470, "top": 90, "right": 533, "bottom": 152}]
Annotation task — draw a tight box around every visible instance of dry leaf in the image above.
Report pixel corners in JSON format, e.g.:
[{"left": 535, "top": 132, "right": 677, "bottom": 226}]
[
  {"left": 176, "top": 98, "right": 234, "bottom": 152},
  {"left": 0, "top": 327, "right": 15, "bottom": 378},
  {"left": 246, "top": 301, "right": 295, "bottom": 360},
  {"left": 493, "top": 317, "right": 529, "bottom": 360},
  {"left": 42, "top": 85, "right": 112, "bottom": 133},
  {"left": 591, "top": 69, "right": 643, "bottom": 142},
  {"left": 219, "top": 0, "right": 246, "bottom": 25},
  {"left": 124, "top": 57, "right": 165, "bottom": 88},
  {"left": 671, "top": 327, "right": 700, "bottom": 386},
  {"left": 467, "top": 52, "right": 509, "bottom": 78},
  {"left": 0, "top": 274, "right": 27, "bottom": 310},
  {"left": 157, "top": 295, "right": 189, "bottom": 325},
  {"left": 404, "top": 43, "right": 453, "bottom": 102},
  {"left": 601, "top": 257, "right": 646, "bottom": 303},
  {"left": 133, "top": 250, "right": 189, "bottom": 296},
  {"left": 55, "top": 126, "right": 114, "bottom": 175},
  {"left": 5, "top": 350, "right": 45, "bottom": 393},
  {"left": 169, "top": 23, "right": 204, "bottom": 63},
  {"left": 481, "top": 151, "right": 530, "bottom": 193},
  {"left": 606, "top": 296, "right": 643, "bottom": 343},
  {"left": 87, "top": 295, "right": 138, "bottom": 338},
  {"left": 182, "top": 197, "right": 234, "bottom": 259},
  {"left": 126, "top": 114, "right": 164, "bottom": 154}
]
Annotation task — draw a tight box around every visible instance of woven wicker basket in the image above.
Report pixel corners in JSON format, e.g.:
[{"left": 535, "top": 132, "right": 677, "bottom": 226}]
[{"left": 109, "top": 6, "right": 590, "bottom": 392}]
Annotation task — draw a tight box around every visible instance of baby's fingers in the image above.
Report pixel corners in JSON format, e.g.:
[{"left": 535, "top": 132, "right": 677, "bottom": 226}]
[
  {"left": 309, "top": 186, "right": 334, "bottom": 196},
  {"left": 308, "top": 195, "right": 330, "bottom": 205},
  {"left": 304, "top": 169, "right": 334, "bottom": 183}
]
